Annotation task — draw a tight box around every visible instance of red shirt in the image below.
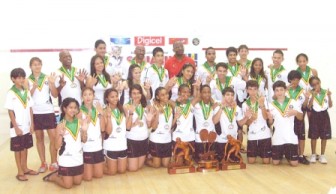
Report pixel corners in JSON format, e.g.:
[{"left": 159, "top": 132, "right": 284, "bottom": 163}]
[{"left": 165, "top": 55, "right": 196, "bottom": 78}]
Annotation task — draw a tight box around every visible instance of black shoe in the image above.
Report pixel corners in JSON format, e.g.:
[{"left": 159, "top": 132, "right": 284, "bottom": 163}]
[{"left": 298, "top": 155, "right": 310, "bottom": 165}]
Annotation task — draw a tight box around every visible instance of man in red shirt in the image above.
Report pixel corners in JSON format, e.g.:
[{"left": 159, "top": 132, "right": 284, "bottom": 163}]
[{"left": 165, "top": 41, "right": 196, "bottom": 78}]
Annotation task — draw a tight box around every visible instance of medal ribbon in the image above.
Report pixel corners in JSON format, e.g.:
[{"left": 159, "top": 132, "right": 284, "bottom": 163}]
[
  {"left": 223, "top": 106, "right": 236, "bottom": 123},
  {"left": 272, "top": 97, "right": 291, "bottom": 116},
  {"left": 200, "top": 101, "right": 211, "bottom": 120},
  {"left": 135, "top": 105, "right": 144, "bottom": 120},
  {"left": 203, "top": 62, "right": 216, "bottom": 76},
  {"left": 163, "top": 104, "right": 172, "bottom": 123},
  {"left": 228, "top": 63, "right": 240, "bottom": 76},
  {"left": 28, "top": 73, "right": 47, "bottom": 91},
  {"left": 270, "top": 65, "right": 285, "bottom": 82},
  {"left": 297, "top": 66, "right": 311, "bottom": 84},
  {"left": 11, "top": 85, "right": 28, "bottom": 108},
  {"left": 130, "top": 58, "right": 146, "bottom": 71},
  {"left": 288, "top": 86, "right": 303, "bottom": 100},
  {"left": 111, "top": 108, "right": 123, "bottom": 125},
  {"left": 246, "top": 98, "right": 258, "bottom": 113},
  {"left": 60, "top": 66, "right": 75, "bottom": 82},
  {"left": 152, "top": 64, "right": 165, "bottom": 82},
  {"left": 178, "top": 100, "right": 192, "bottom": 118},
  {"left": 216, "top": 76, "right": 233, "bottom": 91},
  {"left": 97, "top": 74, "right": 108, "bottom": 88},
  {"left": 80, "top": 105, "right": 98, "bottom": 125}
]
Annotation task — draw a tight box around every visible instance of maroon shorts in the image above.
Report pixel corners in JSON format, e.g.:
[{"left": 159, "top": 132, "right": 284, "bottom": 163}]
[
  {"left": 33, "top": 113, "right": 57, "bottom": 130},
  {"left": 149, "top": 141, "right": 172, "bottom": 158},
  {"left": 215, "top": 142, "right": 240, "bottom": 162},
  {"left": 247, "top": 138, "right": 272, "bottom": 158},
  {"left": 58, "top": 165, "right": 84, "bottom": 176},
  {"left": 308, "top": 110, "right": 332, "bottom": 140},
  {"left": 10, "top": 133, "right": 33, "bottom": 152},
  {"left": 272, "top": 144, "right": 298, "bottom": 161},
  {"left": 83, "top": 150, "right": 104, "bottom": 164},
  {"left": 294, "top": 117, "right": 305, "bottom": 140},
  {"left": 127, "top": 138, "right": 148, "bottom": 158},
  {"left": 105, "top": 150, "right": 127, "bottom": 160}
]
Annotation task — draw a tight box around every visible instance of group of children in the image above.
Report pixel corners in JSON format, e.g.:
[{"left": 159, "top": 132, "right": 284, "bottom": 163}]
[{"left": 4, "top": 40, "right": 332, "bottom": 188}]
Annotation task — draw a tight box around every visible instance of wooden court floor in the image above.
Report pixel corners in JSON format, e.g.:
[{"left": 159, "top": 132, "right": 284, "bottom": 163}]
[{"left": 0, "top": 133, "right": 335, "bottom": 194}]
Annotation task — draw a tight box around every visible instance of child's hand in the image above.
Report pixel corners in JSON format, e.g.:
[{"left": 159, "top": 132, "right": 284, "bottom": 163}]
[
  {"left": 58, "top": 120, "right": 66, "bottom": 137},
  {"left": 327, "top": 89, "right": 332, "bottom": 96},
  {"left": 144, "top": 79, "right": 151, "bottom": 91},
  {"left": 244, "top": 108, "right": 253, "bottom": 120},
  {"left": 95, "top": 102, "right": 104, "bottom": 115},
  {"left": 285, "top": 109, "right": 298, "bottom": 117},
  {"left": 15, "top": 126, "right": 23, "bottom": 136},
  {"left": 175, "top": 107, "right": 182, "bottom": 119},
  {"left": 304, "top": 89, "right": 311, "bottom": 99},
  {"left": 257, "top": 93, "right": 265, "bottom": 105},
  {"left": 266, "top": 111, "right": 273, "bottom": 120},
  {"left": 167, "top": 77, "right": 177, "bottom": 87}
]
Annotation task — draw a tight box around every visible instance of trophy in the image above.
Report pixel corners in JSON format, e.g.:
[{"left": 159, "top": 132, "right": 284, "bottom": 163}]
[
  {"left": 197, "top": 129, "right": 219, "bottom": 172},
  {"left": 221, "top": 135, "right": 246, "bottom": 170},
  {"left": 168, "top": 137, "right": 196, "bottom": 174}
]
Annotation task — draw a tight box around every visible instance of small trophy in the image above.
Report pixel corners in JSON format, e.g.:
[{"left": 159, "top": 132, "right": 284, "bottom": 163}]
[
  {"left": 168, "top": 138, "right": 196, "bottom": 174},
  {"left": 221, "top": 135, "right": 246, "bottom": 170},
  {"left": 197, "top": 129, "right": 219, "bottom": 172}
]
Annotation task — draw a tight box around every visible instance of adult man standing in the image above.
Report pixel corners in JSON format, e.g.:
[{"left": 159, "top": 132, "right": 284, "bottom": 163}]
[
  {"left": 130, "top": 45, "right": 151, "bottom": 73},
  {"left": 165, "top": 41, "right": 195, "bottom": 78}
]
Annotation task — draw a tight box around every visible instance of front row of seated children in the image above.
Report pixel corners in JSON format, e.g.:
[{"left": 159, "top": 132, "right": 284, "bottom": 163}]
[{"left": 5, "top": 67, "right": 332, "bottom": 188}]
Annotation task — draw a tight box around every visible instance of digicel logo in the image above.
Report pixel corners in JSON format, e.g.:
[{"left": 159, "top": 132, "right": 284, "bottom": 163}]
[
  {"left": 169, "top": 38, "right": 188, "bottom": 45},
  {"left": 134, "top": 36, "right": 165, "bottom": 46}
]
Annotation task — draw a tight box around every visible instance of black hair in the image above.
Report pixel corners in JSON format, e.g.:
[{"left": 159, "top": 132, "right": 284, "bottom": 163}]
[
  {"left": 238, "top": 45, "right": 249, "bottom": 52},
  {"left": 152, "top": 47, "right": 164, "bottom": 56},
  {"left": 273, "top": 49, "right": 284, "bottom": 57},
  {"left": 154, "top": 87, "right": 166, "bottom": 102},
  {"left": 296, "top": 53, "right": 308, "bottom": 63},
  {"left": 222, "top": 87, "right": 234, "bottom": 96},
  {"left": 29, "top": 57, "right": 42, "bottom": 66},
  {"left": 60, "top": 97, "right": 79, "bottom": 121},
  {"left": 10, "top": 68, "right": 26, "bottom": 79},
  {"left": 226, "top": 47, "right": 237, "bottom": 57},
  {"left": 104, "top": 88, "right": 124, "bottom": 114},
  {"left": 246, "top": 80, "right": 259, "bottom": 89},
  {"left": 129, "top": 84, "right": 147, "bottom": 107},
  {"left": 249, "top": 58, "right": 268, "bottom": 90},
  {"left": 287, "top": 70, "right": 302, "bottom": 83},
  {"left": 216, "top": 62, "right": 228, "bottom": 71},
  {"left": 178, "top": 84, "right": 191, "bottom": 93},
  {"left": 90, "top": 55, "right": 111, "bottom": 84},
  {"left": 205, "top": 47, "right": 215, "bottom": 55},
  {"left": 94, "top": 39, "right": 106, "bottom": 49},
  {"left": 127, "top": 64, "right": 141, "bottom": 89},
  {"left": 200, "top": 84, "right": 211, "bottom": 92},
  {"left": 176, "top": 63, "right": 195, "bottom": 85},
  {"left": 309, "top": 76, "right": 320, "bottom": 87},
  {"left": 272, "top": 80, "right": 286, "bottom": 91}
]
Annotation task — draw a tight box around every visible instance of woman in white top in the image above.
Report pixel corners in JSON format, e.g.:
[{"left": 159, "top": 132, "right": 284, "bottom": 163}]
[
  {"left": 80, "top": 88, "right": 105, "bottom": 181},
  {"left": 166, "top": 63, "right": 196, "bottom": 101},
  {"left": 120, "top": 64, "right": 151, "bottom": 104},
  {"left": 27, "top": 57, "right": 59, "bottom": 173},
  {"left": 103, "top": 88, "right": 128, "bottom": 175},
  {"left": 124, "top": 84, "right": 156, "bottom": 172},
  {"left": 86, "top": 55, "right": 112, "bottom": 106},
  {"left": 249, "top": 58, "right": 268, "bottom": 98}
]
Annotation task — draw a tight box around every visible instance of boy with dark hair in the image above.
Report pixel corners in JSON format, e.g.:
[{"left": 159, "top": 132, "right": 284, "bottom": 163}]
[
  {"left": 268, "top": 80, "right": 303, "bottom": 166},
  {"left": 4, "top": 68, "right": 38, "bottom": 181}
]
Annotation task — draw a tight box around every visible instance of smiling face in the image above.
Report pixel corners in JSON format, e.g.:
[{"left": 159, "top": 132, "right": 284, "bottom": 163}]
[
  {"left": 132, "top": 67, "right": 141, "bottom": 81},
  {"left": 94, "top": 57, "right": 105, "bottom": 73},
  {"left": 297, "top": 55, "right": 308, "bottom": 69},
  {"left": 238, "top": 48, "right": 249, "bottom": 59},
  {"left": 227, "top": 52, "right": 237, "bottom": 64},
  {"left": 216, "top": 66, "right": 228, "bottom": 79},
  {"left": 274, "top": 86, "right": 286, "bottom": 99},
  {"left": 30, "top": 59, "right": 42, "bottom": 74},
  {"left": 156, "top": 88, "right": 169, "bottom": 104},
  {"left": 223, "top": 91, "right": 234, "bottom": 105},
  {"left": 63, "top": 102, "right": 79, "bottom": 118},
  {"left": 206, "top": 49, "right": 216, "bottom": 63},
  {"left": 106, "top": 90, "right": 119, "bottom": 106},
  {"left": 178, "top": 86, "right": 191, "bottom": 101},
  {"left": 130, "top": 87, "right": 142, "bottom": 104},
  {"left": 173, "top": 41, "right": 184, "bottom": 56},
  {"left": 59, "top": 51, "right": 72, "bottom": 68},
  {"left": 201, "top": 86, "right": 211, "bottom": 102},
  {"left": 182, "top": 66, "right": 194, "bottom": 80},
  {"left": 95, "top": 43, "right": 106, "bottom": 58},
  {"left": 135, "top": 46, "right": 145, "bottom": 61},
  {"left": 252, "top": 60, "right": 263, "bottom": 74},
  {"left": 272, "top": 53, "right": 284, "bottom": 66}
]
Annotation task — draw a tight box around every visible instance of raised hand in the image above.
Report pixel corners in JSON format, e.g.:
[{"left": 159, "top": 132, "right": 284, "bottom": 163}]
[
  {"left": 258, "top": 93, "right": 265, "bottom": 105},
  {"left": 167, "top": 77, "right": 177, "bottom": 87},
  {"left": 244, "top": 107, "right": 253, "bottom": 120},
  {"left": 285, "top": 109, "right": 298, "bottom": 117},
  {"left": 327, "top": 88, "right": 332, "bottom": 96},
  {"left": 192, "top": 77, "right": 202, "bottom": 87},
  {"left": 95, "top": 101, "right": 104, "bottom": 115},
  {"left": 239, "top": 66, "right": 247, "bottom": 77},
  {"left": 48, "top": 72, "right": 57, "bottom": 85},
  {"left": 174, "top": 107, "right": 182, "bottom": 119},
  {"left": 75, "top": 69, "right": 88, "bottom": 82},
  {"left": 304, "top": 89, "right": 311, "bottom": 99},
  {"left": 145, "top": 106, "right": 156, "bottom": 121},
  {"left": 206, "top": 75, "right": 213, "bottom": 84},
  {"left": 59, "top": 74, "right": 66, "bottom": 87},
  {"left": 86, "top": 74, "right": 98, "bottom": 88},
  {"left": 144, "top": 79, "right": 151, "bottom": 91}
]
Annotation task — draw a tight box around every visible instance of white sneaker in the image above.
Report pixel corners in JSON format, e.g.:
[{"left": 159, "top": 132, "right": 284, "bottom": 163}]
[
  {"left": 310, "top": 154, "right": 317, "bottom": 163},
  {"left": 318, "top": 155, "right": 328, "bottom": 164}
]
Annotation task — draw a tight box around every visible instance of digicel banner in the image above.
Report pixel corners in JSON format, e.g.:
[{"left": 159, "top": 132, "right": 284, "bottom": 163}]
[{"left": 134, "top": 36, "right": 165, "bottom": 46}]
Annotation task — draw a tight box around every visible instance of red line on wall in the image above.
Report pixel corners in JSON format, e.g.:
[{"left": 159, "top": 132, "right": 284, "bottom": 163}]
[
  {"left": 202, "top": 48, "right": 288, "bottom": 51},
  {"left": 10, "top": 48, "right": 91, "bottom": 53}
]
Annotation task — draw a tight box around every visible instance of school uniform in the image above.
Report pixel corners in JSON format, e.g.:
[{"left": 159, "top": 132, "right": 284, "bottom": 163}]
[
  {"left": 103, "top": 108, "right": 127, "bottom": 160},
  {"left": 28, "top": 73, "right": 56, "bottom": 130},
  {"left": 58, "top": 118, "right": 84, "bottom": 176},
  {"left": 226, "top": 63, "right": 247, "bottom": 105},
  {"left": 297, "top": 66, "right": 314, "bottom": 91},
  {"left": 141, "top": 64, "right": 169, "bottom": 100},
  {"left": 172, "top": 101, "right": 195, "bottom": 143},
  {"left": 248, "top": 75, "right": 268, "bottom": 97},
  {"left": 215, "top": 105, "right": 243, "bottom": 161},
  {"left": 265, "top": 65, "right": 288, "bottom": 102},
  {"left": 4, "top": 86, "right": 34, "bottom": 151},
  {"left": 268, "top": 97, "right": 301, "bottom": 161},
  {"left": 209, "top": 76, "right": 246, "bottom": 103},
  {"left": 149, "top": 105, "right": 173, "bottom": 158},
  {"left": 92, "top": 75, "right": 112, "bottom": 106},
  {"left": 196, "top": 62, "right": 216, "bottom": 85},
  {"left": 193, "top": 102, "right": 216, "bottom": 159},
  {"left": 80, "top": 106, "right": 104, "bottom": 164},
  {"left": 242, "top": 99, "right": 272, "bottom": 158},
  {"left": 55, "top": 66, "right": 82, "bottom": 104},
  {"left": 170, "top": 77, "right": 191, "bottom": 101},
  {"left": 308, "top": 89, "right": 331, "bottom": 140},
  {"left": 126, "top": 105, "right": 149, "bottom": 158}
]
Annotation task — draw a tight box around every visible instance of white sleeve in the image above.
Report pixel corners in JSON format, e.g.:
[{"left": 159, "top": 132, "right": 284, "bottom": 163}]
[
  {"left": 236, "top": 107, "right": 244, "bottom": 120},
  {"left": 233, "top": 78, "right": 246, "bottom": 90},
  {"left": 4, "top": 91, "right": 14, "bottom": 110}
]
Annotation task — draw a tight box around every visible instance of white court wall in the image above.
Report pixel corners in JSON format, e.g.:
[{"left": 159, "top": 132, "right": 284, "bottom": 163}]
[{"left": 0, "top": 0, "right": 335, "bottom": 135}]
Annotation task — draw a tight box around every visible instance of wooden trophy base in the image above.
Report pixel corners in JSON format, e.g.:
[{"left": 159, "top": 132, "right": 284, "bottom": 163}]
[
  {"left": 197, "top": 160, "right": 219, "bottom": 172},
  {"left": 221, "top": 162, "right": 246, "bottom": 170},
  {"left": 168, "top": 165, "right": 196, "bottom": 174}
]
